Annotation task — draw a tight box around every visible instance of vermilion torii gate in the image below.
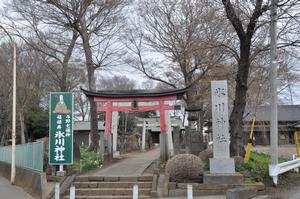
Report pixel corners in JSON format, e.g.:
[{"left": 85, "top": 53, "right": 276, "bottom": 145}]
[{"left": 81, "top": 87, "right": 188, "bottom": 161}]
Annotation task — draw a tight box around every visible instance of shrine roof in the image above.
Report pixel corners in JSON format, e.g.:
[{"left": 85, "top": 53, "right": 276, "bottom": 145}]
[
  {"left": 81, "top": 87, "right": 188, "bottom": 98},
  {"left": 244, "top": 105, "right": 300, "bottom": 122}
]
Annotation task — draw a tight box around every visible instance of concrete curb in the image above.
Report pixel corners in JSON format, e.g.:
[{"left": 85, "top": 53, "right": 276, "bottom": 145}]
[{"left": 226, "top": 187, "right": 257, "bottom": 199}]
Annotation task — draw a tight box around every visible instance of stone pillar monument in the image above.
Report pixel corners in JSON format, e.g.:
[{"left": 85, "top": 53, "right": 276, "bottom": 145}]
[
  {"left": 112, "top": 111, "right": 120, "bottom": 158},
  {"left": 141, "top": 119, "right": 146, "bottom": 151},
  {"left": 99, "top": 132, "right": 105, "bottom": 161},
  {"left": 204, "top": 80, "right": 242, "bottom": 184},
  {"left": 160, "top": 133, "right": 167, "bottom": 162},
  {"left": 166, "top": 110, "right": 174, "bottom": 157}
]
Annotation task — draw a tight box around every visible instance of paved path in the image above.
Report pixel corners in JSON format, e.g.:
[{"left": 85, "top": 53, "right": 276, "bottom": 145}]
[
  {"left": 158, "top": 197, "right": 225, "bottom": 199},
  {"left": 0, "top": 176, "right": 34, "bottom": 199},
  {"left": 86, "top": 147, "right": 160, "bottom": 176},
  {"left": 253, "top": 145, "right": 296, "bottom": 159}
]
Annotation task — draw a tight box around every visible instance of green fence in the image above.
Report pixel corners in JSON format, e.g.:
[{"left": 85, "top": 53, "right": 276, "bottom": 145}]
[{"left": 0, "top": 141, "right": 44, "bottom": 172}]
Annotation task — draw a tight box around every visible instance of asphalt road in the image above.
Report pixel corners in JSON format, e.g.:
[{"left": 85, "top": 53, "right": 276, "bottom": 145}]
[{"left": 0, "top": 176, "right": 34, "bottom": 199}]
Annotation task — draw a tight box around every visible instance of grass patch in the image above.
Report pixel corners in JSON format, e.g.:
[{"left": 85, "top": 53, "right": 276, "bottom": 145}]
[
  {"left": 203, "top": 162, "right": 209, "bottom": 171},
  {"left": 160, "top": 162, "right": 166, "bottom": 172},
  {"left": 236, "top": 152, "right": 287, "bottom": 183},
  {"left": 71, "top": 145, "right": 102, "bottom": 171},
  {"left": 244, "top": 177, "right": 257, "bottom": 184}
]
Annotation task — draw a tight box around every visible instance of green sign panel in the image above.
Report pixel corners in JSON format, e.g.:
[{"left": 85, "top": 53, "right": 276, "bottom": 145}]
[{"left": 49, "top": 92, "right": 73, "bottom": 165}]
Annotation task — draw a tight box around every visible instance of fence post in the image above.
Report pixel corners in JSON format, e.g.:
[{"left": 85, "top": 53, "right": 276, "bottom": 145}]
[
  {"left": 55, "top": 183, "right": 60, "bottom": 199},
  {"left": 187, "top": 184, "right": 193, "bottom": 199},
  {"left": 70, "top": 185, "right": 75, "bottom": 199},
  {"left": 133, "top": 184, "right": 138, "bottom": 199},
  {"left": 293, "top": 154, "right": 299, "bottom": 173}
]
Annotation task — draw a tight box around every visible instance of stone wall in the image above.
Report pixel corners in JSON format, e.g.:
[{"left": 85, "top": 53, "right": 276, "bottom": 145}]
[
  {"left": 167, "top": 182, "right": 265, "bottom": 197},
  {"left": 0, "top": 161, "right": 47, "bottom": 199}
]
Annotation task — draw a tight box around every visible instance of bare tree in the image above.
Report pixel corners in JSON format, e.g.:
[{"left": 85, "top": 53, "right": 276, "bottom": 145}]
[
  {"left": 6, "top": 0, "right": 80, "bottom": 92},
  {"left": 31, "top": 0, "right": 128, "bottom": 151},
  {"left": 0, "top": 43, "right": 13, "bottom": 145},
  {"left": 221, "top": 0, "right": 300, "bottom": 156},
  {"left": 16, "top": 44, "right": 49, "bottom": 143},
  {"left": 97, "top": 75, "right": 136, "bottom": 90},
  {"left": 124, "top": 0, "right": 227, "bottom": 126},
  {"left": 0, "top": 40, "right": 51, "bottom": 144},
  {"left": 74, "top": 93, "right": 89, "bottom": 121}
]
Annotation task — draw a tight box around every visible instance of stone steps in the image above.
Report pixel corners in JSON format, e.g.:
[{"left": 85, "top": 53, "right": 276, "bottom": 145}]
[
  {"left": 73, "top": 181, "right": 153, "bottom": 188},
  {"left": 63, "top": 175, "right": 153, "bottom": 198},
  {"left": 74, "top": 188, "right": 152, "bottom": 195},
  {"left": 63, "top": 195, "right": 151, "bottom": 199},
  {"left": 75, "top": 176, "right": 153, "bottom": 182}
]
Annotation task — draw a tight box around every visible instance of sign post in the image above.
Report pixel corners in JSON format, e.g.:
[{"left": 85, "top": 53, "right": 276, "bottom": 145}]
[{"left": 49, "top": 92, "right": 74, "bottom": 176}]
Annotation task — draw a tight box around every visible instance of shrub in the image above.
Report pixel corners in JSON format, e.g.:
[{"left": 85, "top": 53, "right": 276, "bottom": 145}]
[
  {"left": 71, "top": 145, "right": 101, "bottom": 171},
  {"left": 236, "top": 152, "right": 287, "bottom": 183},
  {"left": 166, "top": 154, "right": 203, "bottom": 182}
]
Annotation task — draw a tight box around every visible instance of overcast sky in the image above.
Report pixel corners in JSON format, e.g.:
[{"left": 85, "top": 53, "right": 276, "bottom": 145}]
[{"left": 0, "top": 0, "right": 299, "bottom": 104}]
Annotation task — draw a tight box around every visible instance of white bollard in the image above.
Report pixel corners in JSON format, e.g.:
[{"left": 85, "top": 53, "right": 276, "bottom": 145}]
[
  {"left": 55, "top": 183, "right": 60, "bottom": 199},
  {"left": 187, "top": 184, "right": 193, "bottom": 199},
  {"left": 133, "top": 184, "right": 138, "bottom": 199},
  {"left": 70, "top": 186, "right": 75, "bottom": 199}
]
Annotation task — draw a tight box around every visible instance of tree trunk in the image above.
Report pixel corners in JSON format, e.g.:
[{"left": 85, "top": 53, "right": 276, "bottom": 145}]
[
  {"left": 61, "top": 31, "right": 78, "bottom": 91},
  {"left": 1, "top": 106, "right": 11, "bottom": 146},
  {"left": 0, "top": 128, "right": 7, "bottom": 146},
  {"left": 88, "top": 98, "right": 99, "bottom": 151},
  {"left": 79, "top": 19, "right": 99, "bottom": 152},
  {"left": 199, "top": 106, "right": 204, "bottom": 143},
  {"left": 185, "top": 76, "right": 198, "bottom": 128},
  {"left": 19, "top": 110, "right": 26, "bottom": 144},
  {"left": 73, "top": 141, "right": 81, "bottom": 161},
  {"left": 229, "top": 41, "right": 251, "bottom": 156},
  {"left": 222, "top": 0, "right": 268, "bottom": 156}
]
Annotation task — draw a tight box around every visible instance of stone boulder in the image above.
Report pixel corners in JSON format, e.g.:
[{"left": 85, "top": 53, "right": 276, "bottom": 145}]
[{"left": 166, "top": 154, "right": 204, "bottom": 182}]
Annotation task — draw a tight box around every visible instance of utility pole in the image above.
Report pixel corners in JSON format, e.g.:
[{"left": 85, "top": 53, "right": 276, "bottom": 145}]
[
  {"left": 270, "top": 0, "right": 278, "bottom": 166},
  {"left": 0, "top": 25, "right": 16, "bottom": 184},
  {"left": 11, "top": 42, "right": 16, "bottom": 184}
]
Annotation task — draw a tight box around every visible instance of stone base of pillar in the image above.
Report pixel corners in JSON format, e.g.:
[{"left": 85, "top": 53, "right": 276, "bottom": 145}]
[
  {"left": 209, "top": 158, "right": 235, "bottom": 173},
  {"left": 56, "top": 171, "right": 66, "bottom": 177},
  {"left": 203, "top": 172, "right": 243, "bottom": 185},
  {"left": 113, "top": 151, "right": 120, "bottom": 158}
]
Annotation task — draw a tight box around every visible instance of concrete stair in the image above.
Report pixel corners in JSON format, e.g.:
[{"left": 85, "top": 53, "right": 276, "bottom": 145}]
[
  {"left": 73, "top": 181, "right": 153, "bottom": 188},
  {"left": 64, "top": 196, "right": 150, "bottom": 199},
  {"left": 63, "top": 175, "right": 153, "bottom": 199}
]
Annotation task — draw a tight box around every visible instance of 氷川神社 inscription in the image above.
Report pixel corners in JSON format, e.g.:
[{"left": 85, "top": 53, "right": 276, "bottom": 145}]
[{"left": 211, "top": 81, "right": 230, "bottom": 158}]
